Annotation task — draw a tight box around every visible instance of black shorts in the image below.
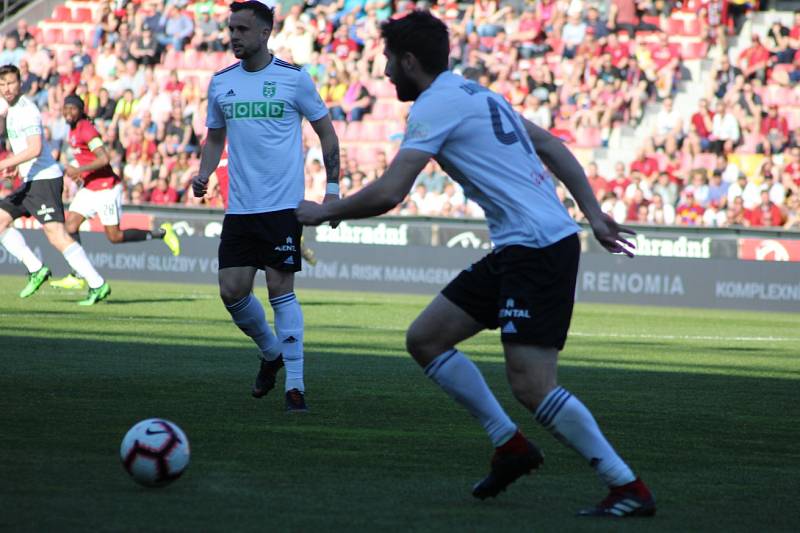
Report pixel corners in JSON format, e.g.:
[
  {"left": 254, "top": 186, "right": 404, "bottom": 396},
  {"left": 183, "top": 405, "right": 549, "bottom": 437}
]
[
  {"left": 0, "top": 178, "right": 65, "bottom": 224},
  {"left": 441, "top": 234, "right": 580, "bottom": 350},
  {"left": 218, "top": 209, "right": 302, "bottom": 272}
]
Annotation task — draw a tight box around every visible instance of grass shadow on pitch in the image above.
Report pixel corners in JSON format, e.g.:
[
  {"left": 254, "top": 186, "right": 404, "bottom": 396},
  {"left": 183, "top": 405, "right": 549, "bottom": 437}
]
[{"left": 0, "top": 331, "right": 798, "bottom": 532}]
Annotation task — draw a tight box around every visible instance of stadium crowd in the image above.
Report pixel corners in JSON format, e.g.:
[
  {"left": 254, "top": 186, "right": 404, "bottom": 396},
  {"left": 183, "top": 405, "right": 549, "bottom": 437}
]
[{"left": 0, "top": 0, "right": 798, "bottom": 228}]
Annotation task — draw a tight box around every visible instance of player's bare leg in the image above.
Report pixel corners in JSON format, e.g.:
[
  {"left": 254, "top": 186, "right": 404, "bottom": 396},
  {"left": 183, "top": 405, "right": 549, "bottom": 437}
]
[
  {"left": 503, "top": 343, "right": 655, "bottom": 516},
  {"left": 49, "top": 211, "right": 87, "bottom": 289},
  {"left": 266, "top": 267, "right": 307, "bottom": 412},
  {"left": 406, "top": 294, "right": 543, "bottom": 498},
  {"left": 219, "top": 266, "right": 283, "bottom": 399},
  {"left": 41, "top": 221, "right": 110, "bottom": 305},
  {"left": 0, "top": 208, "right": 50, "bottom": 297}
]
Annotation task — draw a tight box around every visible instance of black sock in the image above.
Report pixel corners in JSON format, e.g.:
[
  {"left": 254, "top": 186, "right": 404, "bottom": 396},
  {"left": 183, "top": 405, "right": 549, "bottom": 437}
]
[{"left": 122, "top": 229, "right": 154, "bottom": 242}]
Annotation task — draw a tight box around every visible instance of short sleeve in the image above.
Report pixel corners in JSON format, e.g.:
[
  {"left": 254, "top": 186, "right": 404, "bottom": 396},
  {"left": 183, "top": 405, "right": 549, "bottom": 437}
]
[
  {"left": 19, "top": 104, "right": 42, "bottom": 137},
  {"left": 295, "top": 71, "right": 328, "bottom": 122},
  {"left": 81, "top": 121, "right": 103, "bottom": 150},
  {"left": 400, "top": 98, "right": 458, "bottom": 155},
  {"left": 206, "top": 78, "right": 225, "bottom": 129}
]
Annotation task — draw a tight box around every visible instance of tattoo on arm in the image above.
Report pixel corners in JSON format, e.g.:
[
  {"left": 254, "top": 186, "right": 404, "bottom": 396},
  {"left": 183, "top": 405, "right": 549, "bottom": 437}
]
[{"left": 323, "top": 143, "right": 340, "bottom": 184}]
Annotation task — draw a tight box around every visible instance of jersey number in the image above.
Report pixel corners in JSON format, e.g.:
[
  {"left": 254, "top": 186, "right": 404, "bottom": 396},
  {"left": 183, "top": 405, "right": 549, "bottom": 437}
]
[{"left": 487, "top": 97, "right": 532, "bottom": 155}]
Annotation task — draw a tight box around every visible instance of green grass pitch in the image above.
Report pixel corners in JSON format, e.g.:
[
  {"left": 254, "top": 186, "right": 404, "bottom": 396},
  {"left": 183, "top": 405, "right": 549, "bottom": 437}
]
[{"left": 1, "top": 275, "right": 798, "bottom": 532}]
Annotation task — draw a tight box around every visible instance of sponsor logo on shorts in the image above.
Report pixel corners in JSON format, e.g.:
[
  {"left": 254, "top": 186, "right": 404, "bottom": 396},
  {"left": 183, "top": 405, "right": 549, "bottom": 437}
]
[
  {"left": 37, "top": 203, "right": 56, "bottom": 222},
  {"left": 274, "top": 236, "right": 297, "bottom": 253},
  {"left": 498, "top": 298, "right": 531, "bottom": 319}
]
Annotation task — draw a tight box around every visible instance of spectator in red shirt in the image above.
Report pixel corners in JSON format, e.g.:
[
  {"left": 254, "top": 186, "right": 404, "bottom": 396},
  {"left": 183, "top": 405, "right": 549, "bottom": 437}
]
[
  {"left": 608, "top": 161, "right": 631, "bottom": 198},
  {"left": 748, "top": 190, "right": 784, "bottom": 227},
  {"left": 759, "top": 105, "right": 790, "bottom": 157},
  {"left": 329, "top": 24, "right": 359, "bottom": 60},
  {"left": 737, "top": 35, "right": 771, "bottom": 82},
  {"left": 686, "top": 98, "right": 714, "bottom": 155},
  {"left": 629, "top": 147, "right": 659, "bottom": 179},
  {"left": 148, "top": 176, "right": 179, "bottom": 205},
  {"left": 782, "top": 146, "right": 800, "bottom": 186},
  {"left": 585, "top": 161, "right": 608, "bottom": 200}
]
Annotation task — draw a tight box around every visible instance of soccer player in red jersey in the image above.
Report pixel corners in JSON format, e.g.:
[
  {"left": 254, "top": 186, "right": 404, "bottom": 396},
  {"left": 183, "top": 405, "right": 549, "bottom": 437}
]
[{"left": 49, "top": 94, "right": 181, "bottom": 290}]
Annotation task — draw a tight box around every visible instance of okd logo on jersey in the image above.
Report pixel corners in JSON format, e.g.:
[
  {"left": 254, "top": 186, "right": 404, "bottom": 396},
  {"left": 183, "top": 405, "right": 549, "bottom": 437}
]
[{"left": 222, "top": 101, "right": 285, "bottom": 120}]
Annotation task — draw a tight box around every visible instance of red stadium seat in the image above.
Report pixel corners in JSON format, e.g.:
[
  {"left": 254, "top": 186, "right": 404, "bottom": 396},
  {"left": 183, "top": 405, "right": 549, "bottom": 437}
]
[
  {"left": 665, "top": 18, "right": 684, "bottom": 35},
  {"left": 683, "top": 17, "right": 702, "bottom": 37},
  {"left": 66, "top": 28, "right": 87, "bottom": 44},
  {"left": 679, "top": 40, "right": 707, "bottom": 60},
  {"left": 43, "top": 27, "right": 64, "bottom": 45},
  {"left": 73, "top": 8, "right": 93, "bottom": 23},
  {"left": 785, "top": 108, "right": 800, "bottom": 130},
  {"left": 574, "top": 127, "right": 601, "bottom": 148},
  {"left": 51, "top": 6, "right": 73, "bottom": 22}
]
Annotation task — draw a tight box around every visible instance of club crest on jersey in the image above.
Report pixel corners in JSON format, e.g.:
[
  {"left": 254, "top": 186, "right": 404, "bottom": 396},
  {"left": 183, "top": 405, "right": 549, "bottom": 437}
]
[{"left": 263, "top": 81, "right": 277, "bottom": 98}]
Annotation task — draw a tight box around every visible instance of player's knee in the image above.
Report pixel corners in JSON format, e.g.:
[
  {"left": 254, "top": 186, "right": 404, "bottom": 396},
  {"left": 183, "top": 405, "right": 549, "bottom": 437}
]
[
  {"left": 219, "top": 286, "right": 249, "bottom": 306},
  {"left": 405, "top": 324, "right": 437, "bottom": 362}
]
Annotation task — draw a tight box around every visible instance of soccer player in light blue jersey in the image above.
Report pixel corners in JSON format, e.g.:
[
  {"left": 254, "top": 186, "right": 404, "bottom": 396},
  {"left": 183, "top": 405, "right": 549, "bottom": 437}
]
[
  {"left": 193, "top": 0, "right": 340, "bottom": 412},
  {"left": 297, "top": 10, "right": 655, "bottom": 517}
]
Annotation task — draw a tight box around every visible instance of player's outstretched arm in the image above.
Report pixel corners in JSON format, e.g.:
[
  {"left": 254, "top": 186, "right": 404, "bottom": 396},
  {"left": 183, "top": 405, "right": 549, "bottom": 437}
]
[
  {"left": 296, "top": 148, "right": 430, "bottom": 226},
  {"left": 522, "top": 117, "right": 636, "bottom": 257},
  {"left": 193, "top": 127, "right": 226, "bottom": 197}
]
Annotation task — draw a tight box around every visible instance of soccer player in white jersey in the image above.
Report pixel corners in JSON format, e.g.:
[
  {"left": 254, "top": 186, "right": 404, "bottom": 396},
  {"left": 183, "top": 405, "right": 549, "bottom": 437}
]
[
  {"left": 0, "top": 64, "right": 110, "bottom": 305},
  {"left": 297, "top": 11, "right": 655, "bottom": 517},
  {"left": 192, "top": 0, "right": 340, "bottom": 412}
]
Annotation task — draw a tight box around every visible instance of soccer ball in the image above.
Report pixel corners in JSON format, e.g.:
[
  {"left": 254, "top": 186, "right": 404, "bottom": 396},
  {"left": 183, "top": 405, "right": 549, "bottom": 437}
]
[{"left": 120, "top": 418, "right": 190, "bottom": 487}]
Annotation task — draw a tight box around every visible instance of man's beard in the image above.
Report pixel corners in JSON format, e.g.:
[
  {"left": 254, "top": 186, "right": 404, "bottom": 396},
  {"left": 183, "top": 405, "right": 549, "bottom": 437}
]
[{"left": 393, "top": 65, "right": 420, "bottom": 102}]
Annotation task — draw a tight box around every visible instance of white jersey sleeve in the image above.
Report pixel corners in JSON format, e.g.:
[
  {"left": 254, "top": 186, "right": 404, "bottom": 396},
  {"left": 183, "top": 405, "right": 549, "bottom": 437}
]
[
  {"left": 295, "top": 70, "right": 328, "bottom": 122},
  {"left": 400, "top": 98, "right": 459, "bottom": 155},
  {"left": 206, "top": 77, "right": 224, "bottom": 129}
]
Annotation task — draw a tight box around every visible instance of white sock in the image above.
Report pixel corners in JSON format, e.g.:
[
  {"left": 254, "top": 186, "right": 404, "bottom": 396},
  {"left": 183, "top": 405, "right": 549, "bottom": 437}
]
[
  {"left": 62, "top": 242, "right": 104, "bottom": 288},
  {"left": 270, "top": 292, "right": 304, "bottom": 393},
  {"left": 225, "top": 293, "right": 281, "bottom": 360},
  {"left": 0, "top": 228, "right": 43, "bottom": 272},
  {"left": 535, "top": 386, "right": 635, "bottom": 487},
  {"left": 425, "top": 349, "right": 517, "bottom": 447}
]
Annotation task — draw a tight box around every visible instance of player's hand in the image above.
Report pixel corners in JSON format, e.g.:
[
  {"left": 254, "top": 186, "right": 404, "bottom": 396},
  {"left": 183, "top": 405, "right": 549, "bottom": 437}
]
[
  {"left": 590, "top": 213, "right": 636, "bottom": 257},
  {"left": 65, "top": 165, "right": 81, "bottom": 178},
  {"left": 322, "top": 193, "right": 340, "bottom": 228},
  {"left": 192, "top": 174, "right": 209, "bottom": 197},
  {"left": 296, "top": 200, "right": 329, "bottom": 226}
]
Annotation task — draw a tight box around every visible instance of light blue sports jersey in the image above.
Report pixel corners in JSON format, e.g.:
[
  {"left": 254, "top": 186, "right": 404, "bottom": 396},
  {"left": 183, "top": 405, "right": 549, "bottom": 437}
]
[
  {"left": 401, "top": 71, "right": 580, "bottom": 249},
  {"left": 206, "top": 57, "right": 329, "bottom": 214}
]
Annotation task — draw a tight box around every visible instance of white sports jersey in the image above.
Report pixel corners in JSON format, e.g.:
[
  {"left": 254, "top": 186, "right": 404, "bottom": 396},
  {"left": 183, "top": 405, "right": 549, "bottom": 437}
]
[
  {"left": 6, "top": 95, "right": 61, "bottom": 182},
  {"left": 401, "top": 72, "right": 580, "bottom": 249},
  {"left": 206, "top": 57, "right": 328, "bottom": 214}
]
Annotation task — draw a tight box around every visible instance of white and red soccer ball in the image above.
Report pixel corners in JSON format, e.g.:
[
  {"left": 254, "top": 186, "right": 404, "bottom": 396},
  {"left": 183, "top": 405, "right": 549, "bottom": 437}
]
[{"left": 120, "top": 418, "right": 190, "bottom": 487}]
